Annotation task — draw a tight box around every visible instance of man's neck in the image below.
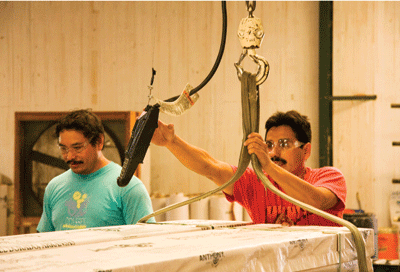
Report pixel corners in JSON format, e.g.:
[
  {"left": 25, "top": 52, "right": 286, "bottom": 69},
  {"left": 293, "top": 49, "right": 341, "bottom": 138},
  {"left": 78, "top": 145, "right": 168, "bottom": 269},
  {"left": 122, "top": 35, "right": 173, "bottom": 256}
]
[
  {"left": 97, "top": 156, "right": 110, "bottom": 170},
  {"left": 90, "top": 154, "right": 110, "bottom": 174},
  {"left": 293, "top": 166, "right": 307, "bottom": 179}
]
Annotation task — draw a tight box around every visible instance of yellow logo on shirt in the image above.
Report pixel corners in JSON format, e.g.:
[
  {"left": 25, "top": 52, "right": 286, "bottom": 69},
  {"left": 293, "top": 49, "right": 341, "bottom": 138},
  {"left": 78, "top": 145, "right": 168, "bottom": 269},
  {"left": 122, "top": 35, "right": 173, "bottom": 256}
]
[
  {"left": 64, "top": 191, "right": 89, "bottom": 229},
  {"left": 65, "top": 191, "right": 88, "bottom": 218},
  {"left": 73, "top": 191, "right": 87, "bottom": 209}
]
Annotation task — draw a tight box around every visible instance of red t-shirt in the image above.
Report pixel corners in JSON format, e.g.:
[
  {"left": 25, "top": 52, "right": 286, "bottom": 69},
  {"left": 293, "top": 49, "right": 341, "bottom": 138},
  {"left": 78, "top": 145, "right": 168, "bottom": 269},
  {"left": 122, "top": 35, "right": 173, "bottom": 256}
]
[{"left": 224, "top": 166, "right": 347, "bottom": 226}]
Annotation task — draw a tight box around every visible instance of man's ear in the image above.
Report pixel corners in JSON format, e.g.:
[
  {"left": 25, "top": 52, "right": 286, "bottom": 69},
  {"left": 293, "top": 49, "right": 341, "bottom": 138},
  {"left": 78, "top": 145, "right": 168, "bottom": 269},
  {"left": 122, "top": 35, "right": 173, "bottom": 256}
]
[
  {"left": 303, "top": 142, "right": 312, "bottom": 161},
  {"left": 96, "top": 134, "right": 105, "bottom": 150}
]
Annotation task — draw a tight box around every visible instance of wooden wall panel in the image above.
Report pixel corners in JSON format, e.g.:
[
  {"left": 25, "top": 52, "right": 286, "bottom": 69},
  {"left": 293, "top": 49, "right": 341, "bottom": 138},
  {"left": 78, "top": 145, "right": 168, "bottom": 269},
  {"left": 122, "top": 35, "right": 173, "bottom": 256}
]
[
  {"left": 332, "top": 1, "right": 377, "bottom": 216},
  {"left": 333, "top": 2, "right": 400, "bottom": 227}
]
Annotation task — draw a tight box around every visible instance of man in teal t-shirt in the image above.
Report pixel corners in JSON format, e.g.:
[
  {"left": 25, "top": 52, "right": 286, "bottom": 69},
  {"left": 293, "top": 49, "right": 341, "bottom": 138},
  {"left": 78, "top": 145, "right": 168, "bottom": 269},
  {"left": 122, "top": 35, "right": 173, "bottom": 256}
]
[{"left": 37, "top": 109, "right": 155, "bottom": 232}]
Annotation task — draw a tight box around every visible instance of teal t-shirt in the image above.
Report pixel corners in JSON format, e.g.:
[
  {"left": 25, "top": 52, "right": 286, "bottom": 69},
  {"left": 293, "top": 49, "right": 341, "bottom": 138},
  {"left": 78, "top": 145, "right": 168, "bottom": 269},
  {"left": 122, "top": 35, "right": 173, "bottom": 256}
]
[{"left": 37, "top": 162, "right": 155, "bottom": 232}]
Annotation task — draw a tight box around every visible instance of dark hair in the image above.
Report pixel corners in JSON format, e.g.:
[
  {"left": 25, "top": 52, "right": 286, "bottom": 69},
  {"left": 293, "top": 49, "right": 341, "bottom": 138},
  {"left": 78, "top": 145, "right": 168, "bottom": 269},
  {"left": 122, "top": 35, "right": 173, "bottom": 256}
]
[
  {"left": 265, "top": 110, "right": 311, "bottom": 143},
  {"left": 55, "top": 109, "right": 104, "bottom": 146}
]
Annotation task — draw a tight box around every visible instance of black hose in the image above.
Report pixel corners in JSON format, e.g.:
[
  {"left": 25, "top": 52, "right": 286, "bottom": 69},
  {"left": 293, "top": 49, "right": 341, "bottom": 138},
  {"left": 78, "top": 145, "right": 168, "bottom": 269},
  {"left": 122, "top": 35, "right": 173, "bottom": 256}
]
[{"left": 164, "top": 1, "right": 227, "bottom": 102}]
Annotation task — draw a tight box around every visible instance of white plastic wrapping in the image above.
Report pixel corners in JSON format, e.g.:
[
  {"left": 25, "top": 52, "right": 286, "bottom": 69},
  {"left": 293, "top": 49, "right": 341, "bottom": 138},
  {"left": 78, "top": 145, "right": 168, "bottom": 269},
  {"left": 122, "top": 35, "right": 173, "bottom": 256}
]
[
  {"left": 0, "top": 221, "right": 374, "bottom": 272},
  {"left": 0, "top": 223, "right": 203, "bottom": 255}
]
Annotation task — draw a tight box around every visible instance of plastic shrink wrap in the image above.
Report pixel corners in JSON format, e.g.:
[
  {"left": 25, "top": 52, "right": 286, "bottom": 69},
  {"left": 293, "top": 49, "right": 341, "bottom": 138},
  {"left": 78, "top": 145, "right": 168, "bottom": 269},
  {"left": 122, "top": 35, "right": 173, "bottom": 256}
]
[{"left": 0, "top": 220, "right": 374, "bottom": 272}]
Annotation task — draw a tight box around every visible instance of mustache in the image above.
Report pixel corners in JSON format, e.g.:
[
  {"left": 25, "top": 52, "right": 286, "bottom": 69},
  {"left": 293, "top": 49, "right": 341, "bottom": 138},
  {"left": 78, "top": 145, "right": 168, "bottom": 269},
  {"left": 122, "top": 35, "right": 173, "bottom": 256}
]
[
  {"left": 271, "top": 156, "right": 287, "bottom": 164},
  {"left": 67, "top": 160, "right": 83, "bottom": 165}
]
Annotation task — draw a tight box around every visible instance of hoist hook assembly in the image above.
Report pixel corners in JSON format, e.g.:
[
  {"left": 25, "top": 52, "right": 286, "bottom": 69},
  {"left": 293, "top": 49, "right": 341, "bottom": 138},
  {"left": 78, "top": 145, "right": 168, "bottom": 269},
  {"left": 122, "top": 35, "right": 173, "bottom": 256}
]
[{"left": 235, "top": 1, "right": 269, "bottom": 86}]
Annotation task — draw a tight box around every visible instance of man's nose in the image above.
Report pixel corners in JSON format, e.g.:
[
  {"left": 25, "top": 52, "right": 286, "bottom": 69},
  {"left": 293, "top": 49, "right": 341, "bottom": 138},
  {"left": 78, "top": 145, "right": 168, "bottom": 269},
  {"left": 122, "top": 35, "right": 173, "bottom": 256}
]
[
  {"left": 65, "top": 150, "right": 76, "bottom": 161},
  {"left": 268, "top": 145, "right": 281, "bottom": 157}
]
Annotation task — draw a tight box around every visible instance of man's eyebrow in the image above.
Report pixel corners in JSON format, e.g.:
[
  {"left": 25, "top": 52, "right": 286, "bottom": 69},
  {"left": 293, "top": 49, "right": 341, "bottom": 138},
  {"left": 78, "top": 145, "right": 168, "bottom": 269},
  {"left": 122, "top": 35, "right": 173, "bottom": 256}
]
[
  {"left": 58, "top": 142, "right": 84, "bottom": 147},
  {"left": 71, "top": 143, "right": 83, "bottom": 147}
]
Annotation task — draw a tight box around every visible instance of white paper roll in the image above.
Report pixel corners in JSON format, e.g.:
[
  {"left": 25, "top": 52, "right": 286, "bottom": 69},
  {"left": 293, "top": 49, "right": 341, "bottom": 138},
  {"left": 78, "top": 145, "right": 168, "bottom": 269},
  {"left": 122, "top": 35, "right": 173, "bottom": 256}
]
[
  {"left": 233, "top": 202, "right": 243, "bottom": 221},
  {"left": 189, "top": 197, "right": 209, "bottom": 220},
  {"left": 243, "top": 208, "right": 252, "bottom": 222},
  {"left": 165, "top": 193, "right": 189, "bottom": 221},
  {"left": 209, "top": 195, "right": 233, "bottom": 221},
  {"left": 151, "top": 197, "right": 167, "bottom": 222},
  {"left": 208, "top": 195, "right": 244, "bottom": 221}
]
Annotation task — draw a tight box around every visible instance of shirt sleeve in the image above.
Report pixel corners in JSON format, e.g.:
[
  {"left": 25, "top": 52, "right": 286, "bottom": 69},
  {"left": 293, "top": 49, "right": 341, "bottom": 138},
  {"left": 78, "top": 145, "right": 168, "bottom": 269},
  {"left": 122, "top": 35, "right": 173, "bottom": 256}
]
[
  {"left": 307, "top": 167, "right": 347, "bottom": 211},
  {"left": 223, "top": 165, "right": 268, "bottom": 223},
  {"left": 121, "top": 177, "right": 155, "bottom": 224},
  {"left": 223, "top": 165, "right": 262, "bottom": 203}
]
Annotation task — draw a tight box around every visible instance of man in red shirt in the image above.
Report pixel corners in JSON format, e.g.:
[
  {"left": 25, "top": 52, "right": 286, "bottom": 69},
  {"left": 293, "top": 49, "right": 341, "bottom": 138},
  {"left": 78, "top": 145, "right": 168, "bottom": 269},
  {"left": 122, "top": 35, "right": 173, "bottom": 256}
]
[{"left": 151, "top": 110, "right": 346, "bottom": 226}]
